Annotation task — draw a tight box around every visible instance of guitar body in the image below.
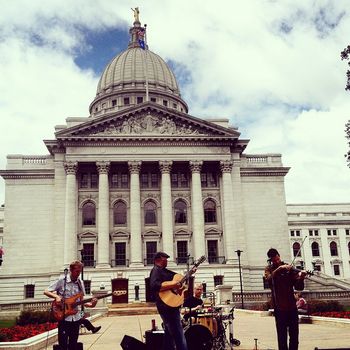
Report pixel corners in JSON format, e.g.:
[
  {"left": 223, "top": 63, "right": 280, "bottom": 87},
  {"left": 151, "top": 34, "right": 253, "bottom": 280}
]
[
  {"left": 159, "top": 274, "right": 188, "bottom": 308},
  {"left": 52, "top": 292, "right": 83, "bottom": 321}
]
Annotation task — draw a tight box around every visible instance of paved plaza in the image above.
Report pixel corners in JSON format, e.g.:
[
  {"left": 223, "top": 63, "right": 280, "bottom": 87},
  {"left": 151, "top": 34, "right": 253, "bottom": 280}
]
[{"left": 73, "top": 310, "right": 350, "bottom": 350}]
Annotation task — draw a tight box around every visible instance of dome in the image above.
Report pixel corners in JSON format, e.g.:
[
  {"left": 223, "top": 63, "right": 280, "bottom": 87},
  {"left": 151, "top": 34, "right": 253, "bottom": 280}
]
[
  {"left": 89, "top": 19, "right": 188, "bottom": 116},
  {"left": 97, "top": 48, "right": 180, "bottom": 96}
]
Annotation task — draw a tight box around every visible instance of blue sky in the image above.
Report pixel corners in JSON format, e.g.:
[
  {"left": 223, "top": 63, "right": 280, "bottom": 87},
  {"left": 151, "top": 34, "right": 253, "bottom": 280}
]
[{"left": 0, "top": 0, "right": 350, "bottom": 204}]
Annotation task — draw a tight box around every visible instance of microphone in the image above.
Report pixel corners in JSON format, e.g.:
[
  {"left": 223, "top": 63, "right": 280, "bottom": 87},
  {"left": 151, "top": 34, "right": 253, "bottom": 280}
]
[{"left": 64, "top": 268, "right": 69, "bottom": 275}]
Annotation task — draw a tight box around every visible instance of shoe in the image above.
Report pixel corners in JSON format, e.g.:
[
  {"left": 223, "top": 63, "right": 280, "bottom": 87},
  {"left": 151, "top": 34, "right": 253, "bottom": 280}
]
[{"left": 92, "top": 326, "right": 101, "bottom": 334}]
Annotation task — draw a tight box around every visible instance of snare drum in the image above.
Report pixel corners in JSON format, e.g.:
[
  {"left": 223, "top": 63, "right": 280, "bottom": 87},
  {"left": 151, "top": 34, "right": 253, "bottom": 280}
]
[{"left": 196, "top": 314, "right": 218, "bottom": 337}]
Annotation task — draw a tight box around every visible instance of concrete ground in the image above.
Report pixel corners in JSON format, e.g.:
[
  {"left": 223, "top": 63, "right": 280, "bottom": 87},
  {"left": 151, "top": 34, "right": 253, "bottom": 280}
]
[{"left": 73, "top": 310, "right": 350, "bottom": 350}]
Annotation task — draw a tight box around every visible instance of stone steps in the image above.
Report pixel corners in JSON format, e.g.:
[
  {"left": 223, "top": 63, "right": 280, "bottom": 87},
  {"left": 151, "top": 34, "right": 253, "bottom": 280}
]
[{"left": 107, "top": 302, "right": 158, "bottom": 316}]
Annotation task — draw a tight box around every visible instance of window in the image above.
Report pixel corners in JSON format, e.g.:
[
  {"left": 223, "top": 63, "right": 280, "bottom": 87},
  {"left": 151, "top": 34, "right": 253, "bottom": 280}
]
[
  {"left": 82, "top": 243, "right": 95, "bottom": 267},
  {"left": 333, "top": 264, "right": 340, "bottom": 276},
  {"left": 171, "top": 173, "right": 189, "bottom": 188},
  {"left": 137, "top": 97, "right": 143, "bottom": 104},
  {"left": 177, "top": 241, "right": 188, "bottom": 264},
  {"left": 124, "top": 97, "right": 130, "bottom": 105},
  {"left": 330, "top": 241, "right": 338, "bottom": 256},
  {"left": 25, "top": 284, "right": 35, "bottom": 298},
  {"left": 173, "top": 103, "right": 177, "bottom": 109},
  {"left": 291, "top": 230, "right": 301, "bottom": 237},
  {"left": 110, "top": 173, "right": 129, "bottom": 188},
  {"left": 83, "top": 280, "right": 91, "bottom": 294},
  {"left": 201, "top": 173, "right": 218, "bottom": 188},
  {"left": 114, "top": 201, "right": 127, "bottom": 225},
  {"left": 348, "top": 241, "right": 350, "bottom": 255},
  {"left": 144, "top": 201, "right": 157, "bottom": 225},
  {"left": 311, "top": 242, "right": 320, "bottom": 257},
  {"left": 81, "top": 174, "right": 89, "bottom": 188},
  {"left": 82, "top": 202, "right": 96, "bottom": 226},
  {"left": 208, "top": 240, "right": 218, "bottom": 263},
  {"left": 80, "top": 173, "right": 98, "bottom": 189},
  {"left": 313, "top": 264, "right": 321, "bottom": 272},
  {"left": 327, "top": 229, "right": 337, "bottom": 236},
  {"left": 112, "top": 99, "right": 117, "bottom": 107},
  {"left": 174, "top": 200, "right": 187, "bottom": 224},
  {"left": 90, "top": 174, "right": 98, "bottom": 188},
  {"left": 163, "top": 100, "right": 168, "bottom": 107},
  {"left": 204, "top": 199, "right": 217, "bottom": 224},
  {"left": 146, "top": 241, "right": 157, "bottom": 265},
  {"left": 115, "top": 242, "right": 126, "bottom": 266},
  {"left": 151, "top": 97, "right": 156, "bottom": 103},
  {"left": 141, "top": 173, "right": 159, "bottom": 188},
  {"left": 214, "top": 275, "right": 224, "bottom": 287},
  {"left": 292, "top": 242, "right": 301, "bottom": 257},
  {"left": 346, "top": 229, "right": 350, "bottom": 236}
]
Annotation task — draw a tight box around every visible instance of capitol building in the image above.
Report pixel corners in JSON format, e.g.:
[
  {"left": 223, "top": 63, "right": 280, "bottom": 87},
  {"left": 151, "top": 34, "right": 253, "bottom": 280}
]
[{"left": 0, "top": 15, "right": 348, "bottom": 305}]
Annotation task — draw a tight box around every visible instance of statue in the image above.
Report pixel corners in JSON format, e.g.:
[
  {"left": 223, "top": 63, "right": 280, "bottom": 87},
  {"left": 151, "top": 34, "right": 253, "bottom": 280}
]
[{"left": 131, "top": 7, "right": 140, "bottom": 22}]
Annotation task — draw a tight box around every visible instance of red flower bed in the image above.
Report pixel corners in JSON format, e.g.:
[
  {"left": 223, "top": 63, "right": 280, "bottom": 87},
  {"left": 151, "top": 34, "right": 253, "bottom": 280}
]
[
  {"left": 0, "top": 322, "right": 57, "bottom": 342},
  {"left": 312, "top": 311, "right": 350, "bottom": 319}
]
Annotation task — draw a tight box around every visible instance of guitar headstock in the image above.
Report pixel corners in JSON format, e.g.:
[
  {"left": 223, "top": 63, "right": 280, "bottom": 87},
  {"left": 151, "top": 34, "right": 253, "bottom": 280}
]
[
  {"left": 306, "top": 270, "right": 314, "bottom": 277},
  {"left": 194, "top": 255, "right": 206, "bottom": 267},
  {"left": 112, "top": 290, "right": 127, "bottom": 296}
]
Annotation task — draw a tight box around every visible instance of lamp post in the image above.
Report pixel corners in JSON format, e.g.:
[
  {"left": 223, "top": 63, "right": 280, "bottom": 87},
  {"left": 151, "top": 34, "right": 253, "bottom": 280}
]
[
  {"left": 79, "top": 249, "right": 85, "bottom": 283},
  {"left": 235, "top": 249, "right": 244, "bottom": 309}
]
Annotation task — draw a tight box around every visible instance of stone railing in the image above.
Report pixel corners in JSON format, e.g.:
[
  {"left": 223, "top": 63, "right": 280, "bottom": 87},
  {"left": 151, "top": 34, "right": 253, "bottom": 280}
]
[
  {"left": 242, "top": 154, "right": 282, "bottom": 167},
  {"left": 0, "top": 300, "right": 51, "bottom": 313},
  {"left": 22, "top": 156, "right": 48, "bottom": 165}
]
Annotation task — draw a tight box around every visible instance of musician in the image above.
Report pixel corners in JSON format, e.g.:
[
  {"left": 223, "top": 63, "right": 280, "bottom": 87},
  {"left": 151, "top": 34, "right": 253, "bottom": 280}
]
[
  {"left": 44, "top": 260, "right": 98, "bottom": 349},
  {"left": 264, "top": 248, "right": 306, "bottom": 350},
  {"left": 182, "top": 283, "right": 204, "bottom": 321},
  {"left": 149, "top": 251, "right": 188, "bottom": 350}
]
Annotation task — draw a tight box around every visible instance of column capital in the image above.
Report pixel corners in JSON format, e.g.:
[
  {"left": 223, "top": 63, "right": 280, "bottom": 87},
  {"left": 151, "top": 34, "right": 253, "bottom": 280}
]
[
  {"left": 159, "top": 160, "right": 173, "bottom": 174},
  {"left": 128, "top": 161, "right": 141, "bottom": 174},
  {"left": 220, "top": 160, "right": 233, "bottom": 173},
  {"left": 63, "top": 161, "right": 78, "bottom": 175},
  {"left": 96, "top": 161, "right": 110, "bottom": 174},
  {"left": 189, "top": 160, "right": 203, "bottom": 173}
]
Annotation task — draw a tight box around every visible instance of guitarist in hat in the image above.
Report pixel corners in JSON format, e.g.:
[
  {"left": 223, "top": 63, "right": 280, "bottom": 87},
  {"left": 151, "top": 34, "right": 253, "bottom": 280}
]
[
  {"left": 44, "top": 260, "right": 98, "bottom": 349},
  {"left": 150, "top": 252, "right": 189, "bottom": 350}
]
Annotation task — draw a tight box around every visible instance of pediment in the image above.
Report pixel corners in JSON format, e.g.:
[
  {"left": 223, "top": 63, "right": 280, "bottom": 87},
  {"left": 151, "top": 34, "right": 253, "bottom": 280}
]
[
  {"left": 55, "top": 104, "right": 240, "bottom": 140},
  {"left": 78, "top": 231, "right": 97, "bottom": 240}
]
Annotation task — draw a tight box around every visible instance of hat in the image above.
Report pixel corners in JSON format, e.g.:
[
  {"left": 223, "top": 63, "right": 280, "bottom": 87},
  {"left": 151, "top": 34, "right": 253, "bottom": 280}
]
[
  {"left": 154, "top": 252, "right": 170, "bottom": 260},
  {"left": 267, "top": 248, "right": 279, "bottom": 258}
]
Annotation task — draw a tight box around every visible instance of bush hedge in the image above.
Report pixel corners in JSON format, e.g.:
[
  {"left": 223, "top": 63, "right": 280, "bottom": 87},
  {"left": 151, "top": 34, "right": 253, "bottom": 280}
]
[{"left": 16, "top": 310, "right": 55, "bottom": 326}]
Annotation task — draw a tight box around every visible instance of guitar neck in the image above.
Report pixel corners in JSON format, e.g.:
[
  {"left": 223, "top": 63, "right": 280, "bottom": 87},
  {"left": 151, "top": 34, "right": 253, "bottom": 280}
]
[{"left": 77, "top": 292, "right": 113, "bottom": 306}]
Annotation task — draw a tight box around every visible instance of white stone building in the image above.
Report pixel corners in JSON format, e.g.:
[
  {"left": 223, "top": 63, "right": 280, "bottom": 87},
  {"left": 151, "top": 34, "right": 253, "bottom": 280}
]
[
  {"left": 0, "top": 18, "right": 291, "bottom": 303},
  {"left": 288, "top": 203, "right": 350, "bottom": 280}
]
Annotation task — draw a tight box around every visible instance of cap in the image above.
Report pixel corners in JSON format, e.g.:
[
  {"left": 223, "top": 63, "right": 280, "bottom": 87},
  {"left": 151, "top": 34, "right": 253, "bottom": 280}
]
[
  {"left": 154, "top": 252, "right": 170, "bottom": 260},
  {"left": 267, "top": 248, "right": 279, "bottom": 258}
]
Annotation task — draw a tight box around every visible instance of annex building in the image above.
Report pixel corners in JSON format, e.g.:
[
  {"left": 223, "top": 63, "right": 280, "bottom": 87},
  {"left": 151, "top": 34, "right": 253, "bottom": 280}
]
[{"left": 0, "top": 17, "right": 292, "bottom": 304}]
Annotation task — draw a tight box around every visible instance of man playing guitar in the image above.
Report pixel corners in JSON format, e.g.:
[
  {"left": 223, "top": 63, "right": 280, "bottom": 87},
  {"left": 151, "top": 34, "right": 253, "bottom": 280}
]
[
  {"left": 44, "top": 260, "right": 98, "bottom": 349},
  {"left": 149, "top": 251, "right": 189, "bottom": 350}
]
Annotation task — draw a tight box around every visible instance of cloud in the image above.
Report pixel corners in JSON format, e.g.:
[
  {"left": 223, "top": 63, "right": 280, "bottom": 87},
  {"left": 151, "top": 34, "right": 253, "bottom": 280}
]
[{"left": 0, "top": 0, "right": 350, "bottom": 204}]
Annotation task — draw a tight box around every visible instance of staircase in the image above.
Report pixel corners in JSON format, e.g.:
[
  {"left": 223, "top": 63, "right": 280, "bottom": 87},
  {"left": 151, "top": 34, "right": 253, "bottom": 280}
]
[
  {"left": 306, "top": 272, "right": 350, "bottom": 291},
  {"left": 107, "top": 302, "right": 158, "bottom": 316}
]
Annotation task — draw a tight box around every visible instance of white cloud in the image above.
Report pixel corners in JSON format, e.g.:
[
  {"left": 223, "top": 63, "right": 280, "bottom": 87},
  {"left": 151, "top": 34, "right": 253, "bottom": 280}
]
[{"left": 0, "top": 0, "right": 350, "bottom": 204}]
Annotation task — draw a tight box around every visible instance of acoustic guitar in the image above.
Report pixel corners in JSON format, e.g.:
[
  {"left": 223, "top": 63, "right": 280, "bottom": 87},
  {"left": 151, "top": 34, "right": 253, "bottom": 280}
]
[
  {"left": 159, "top": 255, "right": 206, "bottom": 308},
  {"left": 52, "top": 290, "right": 126, "bottom": 321}
]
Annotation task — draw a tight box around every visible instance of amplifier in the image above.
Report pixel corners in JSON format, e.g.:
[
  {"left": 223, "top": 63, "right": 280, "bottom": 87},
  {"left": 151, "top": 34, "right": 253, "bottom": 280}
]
[
  {"left": 121, "top": 335, "right": 146, "bottom": 350},
  {"left": 53, "top": 343, "right": 83, "bottom": 350},
  {"left": 145, "top": 330, "right": 165, "bottom": 350}
]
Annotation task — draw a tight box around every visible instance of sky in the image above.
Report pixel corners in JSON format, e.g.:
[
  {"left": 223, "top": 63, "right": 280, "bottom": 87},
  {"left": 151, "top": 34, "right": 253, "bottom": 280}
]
[{"left": 0, "top": 0, "right": 350, "bottom": 204}]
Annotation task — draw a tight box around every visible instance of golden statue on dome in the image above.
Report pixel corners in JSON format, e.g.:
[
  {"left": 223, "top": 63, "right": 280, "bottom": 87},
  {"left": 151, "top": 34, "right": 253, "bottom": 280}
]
[{"left": 131, "top": 7, "right": 140, "bottom": 22}]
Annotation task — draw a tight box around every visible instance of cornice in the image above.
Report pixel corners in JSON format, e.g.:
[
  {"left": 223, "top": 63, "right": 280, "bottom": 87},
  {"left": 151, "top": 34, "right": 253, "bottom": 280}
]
[
  {"left": 240, "top": 167, "right": 290, "bottom": 177},
  {"left": 289, "top": 220, "right": 350, "bottom": 226},
  {"left": 0, "top": 169, "right": 55, "bottom": 179}
]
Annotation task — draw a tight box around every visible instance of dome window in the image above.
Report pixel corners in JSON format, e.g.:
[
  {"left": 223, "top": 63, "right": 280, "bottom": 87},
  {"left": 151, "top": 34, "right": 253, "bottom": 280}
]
[
  {"left": 173, "top": 103, "right": 177, "bottom": 109},
  {"left": 137, "top": 97, "right": 143, "bottom": 104},
  {"left": 163, "top": 100, "right": 168, "bottom": 107},
  {"left": 151, "top": 97, "right": 156, "bottom": 103},
  {"left": 112, "top": 99, "right": 117, "bottom": 107},
  {"left": 124, "top": 97, "right": 130, "bottom": 105}
]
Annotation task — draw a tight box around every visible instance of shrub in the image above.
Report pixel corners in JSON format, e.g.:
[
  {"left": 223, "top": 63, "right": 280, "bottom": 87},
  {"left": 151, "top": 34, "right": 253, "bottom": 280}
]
[
  {"left": 16, "top": 310, "right": 55, "bottom": 326},
  {"left": 308, "top": 299, "right": 345, "bottom": 314}
]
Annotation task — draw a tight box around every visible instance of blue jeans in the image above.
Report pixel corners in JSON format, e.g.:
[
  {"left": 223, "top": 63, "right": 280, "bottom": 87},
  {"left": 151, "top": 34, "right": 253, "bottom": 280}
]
[{"left": 159, "top": 307, "right": 188, "bottom": 350}]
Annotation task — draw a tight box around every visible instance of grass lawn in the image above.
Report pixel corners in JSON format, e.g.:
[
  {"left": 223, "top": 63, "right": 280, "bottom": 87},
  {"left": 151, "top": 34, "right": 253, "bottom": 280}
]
[{"left": 0, "top": 319, "right": 16, "bottom": 328}]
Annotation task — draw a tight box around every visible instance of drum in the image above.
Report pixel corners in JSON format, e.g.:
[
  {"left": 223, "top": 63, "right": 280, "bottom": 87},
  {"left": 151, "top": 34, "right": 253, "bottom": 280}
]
[
  {"left": 184, "top": 324, "right": 213, "bottom": 350},
  {"left": 196, "top": 314, "right": 218, "bottom": 337}
]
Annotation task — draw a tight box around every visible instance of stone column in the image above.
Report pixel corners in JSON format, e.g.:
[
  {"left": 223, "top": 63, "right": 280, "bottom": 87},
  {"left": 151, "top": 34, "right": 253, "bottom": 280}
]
[
  {"left": 320, "top": 229, "right": 332, "bottom": 275},
  {"left": 96, "top": 161, "right": 110, "bottom": 268},
  {"left": 189, "top": 160, "right": 205, "bottom": 260},
  {"left": 63, "top": 161, "right": 78, "bottom": 267},
  {"left": 220, "top": 160, "right": 236, "bottom": 263},
  {"left": 159, "top": 161, "right": 174, "bottom": 263},
  {"left": 128, "top": 161, "right": 143, "bottom": 266}
]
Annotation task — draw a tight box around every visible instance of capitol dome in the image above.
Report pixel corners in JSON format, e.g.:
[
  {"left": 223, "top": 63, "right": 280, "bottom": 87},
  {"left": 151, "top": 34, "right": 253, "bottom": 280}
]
[{"left": 89, "top": 19, "right": 188, "bottom": 116}]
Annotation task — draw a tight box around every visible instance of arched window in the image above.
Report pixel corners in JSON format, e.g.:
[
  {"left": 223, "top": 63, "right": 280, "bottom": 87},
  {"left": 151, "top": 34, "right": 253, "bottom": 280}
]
[
  {"left": 348, "top": 242, "right": 350, "bottom": 255},
  {"left": 114, "top": 201, "right": 127, "bottom": 225},
  {"left": 330, "top": 241, "right": 338, "bottom": 256},
  {"left": 174, "top": 200, "right": 187, "bottom": 224},
  {"left": 311, "top": 242, "right": 320, "bottom": 257},
  {"left": 144, "top": 200, "right": 157, "bottom": 225},
  {"left": 82, "top": 202, "right": 96, "bottom": 226},
  {"left": 292, "top": 242, "right": 301, "bottom": 257},
  {"left": 204, "top": 199, "right": 217, "bottom": 223}
]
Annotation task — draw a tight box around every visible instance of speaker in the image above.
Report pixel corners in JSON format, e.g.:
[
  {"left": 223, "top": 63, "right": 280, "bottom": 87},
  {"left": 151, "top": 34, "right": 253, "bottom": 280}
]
[
  {"left": 120, "top": 335, "right": 146, "bottom": 350},
  {"left": 145, "top": 330, "right": 164, "bottom": 350},
  {"left": 53, "top": 343, "right": 83, "bottom": 350},
  {"left": 314, "top": 348, "right": 350, "bottom": 350}
]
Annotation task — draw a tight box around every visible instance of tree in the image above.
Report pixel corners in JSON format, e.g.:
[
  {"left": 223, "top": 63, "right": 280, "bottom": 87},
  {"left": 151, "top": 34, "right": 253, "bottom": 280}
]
[{"left": 341, "top": 46, "right": 350, "bottom": 167}]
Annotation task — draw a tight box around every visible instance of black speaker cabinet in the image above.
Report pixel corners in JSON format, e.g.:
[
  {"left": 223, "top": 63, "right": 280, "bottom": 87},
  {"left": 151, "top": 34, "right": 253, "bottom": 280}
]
[
  {"left": 145, "top": 330, "right": 164, "bottom": 350},
  {"left": 120, "top": 335, "right": 146, "bottom": 350},
  {"left": 53, "top": 343, "right": 83, "bottom": 350}
]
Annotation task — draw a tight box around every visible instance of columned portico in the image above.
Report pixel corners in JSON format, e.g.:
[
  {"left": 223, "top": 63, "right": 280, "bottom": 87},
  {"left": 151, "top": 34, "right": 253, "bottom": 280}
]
[
  {"left": 159, "top": 161, "right": 174, "bottom": 263},
  {"left": 96, "top": 161, "right": 110, "bottom": 268},
  {"left": 63, "top": 161, "right": 78, "bottom": 266},
  {"left": 220, "top": 160, "right": 236, "bottom": 263},
  {"left": 189, "top": 160, "right": 205, "bottom": 259},
  {"left": 129, "top": 161, "right": 143, "bottom": 266}
]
